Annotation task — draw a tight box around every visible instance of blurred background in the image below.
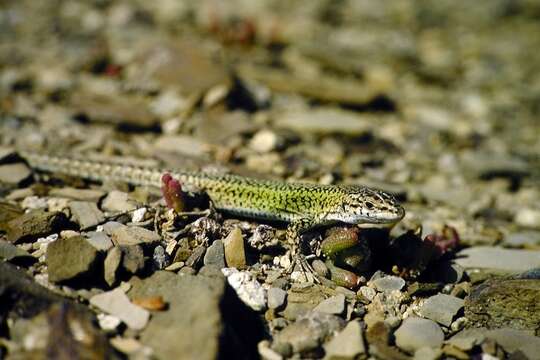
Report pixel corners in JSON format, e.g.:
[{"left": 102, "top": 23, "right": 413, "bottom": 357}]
[{"left": 1, "top": 0, "right": 540, "bottom": 245}]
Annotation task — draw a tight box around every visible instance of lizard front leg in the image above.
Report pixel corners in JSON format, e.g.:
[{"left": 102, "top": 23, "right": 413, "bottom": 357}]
[{"left": 285, "top": 218, "right": 321, "bottom": 282}]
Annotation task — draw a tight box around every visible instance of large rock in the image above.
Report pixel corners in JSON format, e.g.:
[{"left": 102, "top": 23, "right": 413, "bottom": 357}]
[
  {"left": 6, "top": 210, "right": 68, "bottom": 244},
  {"left": 128, "top": 271, "right": 264, "bottom": 360},
  {"left": 465, "top": 278, "right": 540, "bottom": 332},
  {"left": 46, "top": 236, "right": 100, "bottom": 284},
  {"left": 419, "top": 294, "right": 464, "bottom": 327},
  {"left": 455, "top": 247, "right": 540, "bottom": 273}
]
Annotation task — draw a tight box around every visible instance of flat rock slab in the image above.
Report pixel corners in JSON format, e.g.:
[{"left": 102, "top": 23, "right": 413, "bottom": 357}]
[
  {"left": 128, "top": 271, "right": 263, "bottom": 360},
  {"left": 323, "top": 320, "right": 366, "bottom": 359},
  {"left": 394, "top": 317, "right": 444, "bottom": 353},
  {"left": 465, "top": 279, "right": 540, "bottom": 332},
  {"left": 314, "top": 294, "right": 346, "bottom": 315},
  {"left": 111, "top": 225, "right": 160, "bottom": 246},
  {"left": 70, "top": 201, "right": 105, "bottom": 230},
  {"left": 419, "top": 294, "right": 464, "bottom": 327},
  {"left": 455, "top": 246, "right": 540, "bottom": 273},
  {"left": 49, "top": 187, "right": 106, "bottom": 202},
  {"left": 90, "top": 288, "right": 150, "bottom": 330},
  {"left": 6, "top": 210, "right": 68, "bottom": 244},
  {"left": 46, "top": 235, "right": 100, "bottom": 284}
]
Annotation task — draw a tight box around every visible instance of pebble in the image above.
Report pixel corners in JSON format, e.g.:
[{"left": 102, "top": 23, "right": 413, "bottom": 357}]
[
  {"left": 90, "top": 288, "right": 150, "bottom": 330},
  {"left": 394, "top": 317, "right": 444, "bottom": 353},
  {"left": 222, "top": 268, "right": 266, "bottom": 311},
  {"left": 85, "top": 231, "right": 113, "bottom": 251},
  {"left": 275, "top": 108, "right": 370, "bottom": 135},
  {"left": 203, "top": 240, "right": 225, "bottom": 269},
  {"left": 455, "top": 246, "right": 540, "bottom": 273},
  {"left": 111, "top": 225, "right": 161, "bottom": 246},
  {"left": 120, "top": 245, "right": 145, "bottom": 274},
  {"left": 131, "top": 207, "right": 147, "bottom": 223},
  {"left": 267, "top": 287, "right": 287, "bottom": 310},
  {"left": 104, "top": 247, "right": 122, "bottom": 287},
  {"left": 46, "top": 235, "right": 100, "bottom": 284},
  {"left": 313, "top": 294, "right": 346, "bottom": 315},
  {"left": 249, "top": 129, "right": 280, "bottom": 153},
  {"left": 185, "top": 246, "right": 206, "bottom": 269},
  {"left": 102, "top": 221, "right": 125, "bottom": 235},
  {"left": 0, "top": 239, "right": 34, "bottom": 263},
  {"left": 514, "top": 208, "right": 540, "bottom": 229},
  {"left": 358, "top": 286, "right": 377, "bottom": 302},
  {"left": 0, "top": 163, "right": 32, "bottom": 185},
  {"left": 414, "top": 347, "right": 441, "bottom": 360},
  {"left": 102, "top": 190, "right": 138, "bottom": 212},
  {"left": 371, "top": 275, "right": 406, "bottom": 292},
  {"left": 418, "top": 294, "right": 464, "bottom": 327},
  {"left": 504, "top": 230, "right": 540, "bottom": 248},
  {"left": 323, "top": 320, "right": 365, "bottom": 360},
  {"left": 70, "top": 201, "right": 105, "bottom": 230},
  {"left": 446, "top": 328, "right": 486, "bottom": 351},
  {"left": 97, "top": 313, "right": 122, "bottom": 332},
  {"left": 223, "top": 227, "right": 247, "bottom": 269}
]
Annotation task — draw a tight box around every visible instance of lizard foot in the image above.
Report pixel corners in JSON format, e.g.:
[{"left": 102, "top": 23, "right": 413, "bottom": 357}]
[{"left": 286, "top": 254, "right": 321, "bottom": 284}]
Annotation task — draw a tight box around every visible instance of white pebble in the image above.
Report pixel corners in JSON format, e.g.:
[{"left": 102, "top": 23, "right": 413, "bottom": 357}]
[
  {"left": 131, "top": 207, "right": 147, "bottom": 223},
  {"left": 222, "top": 268, "right": 266, "bottom": 311}
]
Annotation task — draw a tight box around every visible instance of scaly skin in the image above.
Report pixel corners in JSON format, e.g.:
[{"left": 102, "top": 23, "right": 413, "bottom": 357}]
[{"left": 21, "top": 151, "right": 405, "bottom": 269}]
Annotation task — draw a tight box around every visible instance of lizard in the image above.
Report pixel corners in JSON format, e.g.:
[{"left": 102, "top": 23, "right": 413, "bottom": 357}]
[{"left": 19, "top": 151, "right": 405, "bottom": 279}]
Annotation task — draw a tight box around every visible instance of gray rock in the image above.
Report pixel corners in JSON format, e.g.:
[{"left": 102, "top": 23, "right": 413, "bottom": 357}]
[
  {"left": 418, "top": 294, "right": 464, "bottom": 327},
  {"left": 323, "top": 320, "right": 365, "bottom": 360},
  {"left": 446, "top": 328, "right": 486, "bottom": 351},
  {"left": 102, "top": 221, "right": 125, "bottom": 235},
  {"left": 7, "top": 210, "right": 68, "bottom": 244},
  {"left": 152, "top": 245, "right": 169, "bottom": 270},
  {"left": 49, "top": 187, "right": 106, "bottom": 202},
  {"left": 504, "top": 231, "right": 540, "bottom": 248},
  {"left": 413, "top": 347, "right": 441, "bottom": 360},
  {"left": 120, "top": 245, "right": 145, "bottom": 274},
  {"left": 268, "top": 287, "right": 287, "bottom": 310},
  {"left": 313, "top": 294, "right": 346, "bottom": 316},
  {"left": 394, "top": 317, "right": 444, "bottom": 353},
  {"left": 0, "top": 162, "right": 31, "bottom": 185},
  {"left": 465, "top": 278, "right": 540, "bottom": 332},
  {"left": 455, "top": 246, "right": 540, "bottom": 273},
  {"left": 85, "top": 231, "right": 113, "bottom": 251},
  {"left": 0, "top": 200, "right": 23, "bottom": 231},
  {"left": 154, "top": 135, "right": 210, "bottom": 158},
  {"left": 128, "top": 271, "right": 263, "bottom": 360},
  {"left": 0, "top": 239, "right": 34, "bottom": 264},
  {"left": 203, "top": 240, "right": 225, "bottom": 268},
  {"left": 223, "top": 227, "right": 247, "bottom": 269},
  {"left": 70, "top": 201, "right": 105, "bottom": 230},
  {"left": 486, "top": 328, "right": 540, "bottom": 360},
  {"left": 102, "top": 190, "right": 138, "bottom": 212},
  {"left": 90, "top": 288, "right": 150, "bottom": 330},
  {"left": 185, "top": 245, "right": 206, "bottom": 270},
  {"left": 104, "top": 247, "right": 122, "bottom": 287},
  {"left": 371, "top": 276, "right": 406, "bottom": 292},
  {"left": 46, "top": 236, "right": 100, "bottom": 284},
  {"left": 111, "top": 225, "right": 160, "bottom": 246},
  {"left": 275, "top": 311, "right": 345, "bottom": 354}
]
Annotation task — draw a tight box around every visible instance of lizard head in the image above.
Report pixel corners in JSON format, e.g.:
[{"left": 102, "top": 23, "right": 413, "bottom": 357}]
[{"left": 326, "top": 186, "right": 405, "bottom": 226}]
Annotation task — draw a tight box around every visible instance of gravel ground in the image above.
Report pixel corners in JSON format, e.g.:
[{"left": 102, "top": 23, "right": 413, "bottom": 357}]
[{"left": 1, "top": 1, "right": 540, "bottom": 359}]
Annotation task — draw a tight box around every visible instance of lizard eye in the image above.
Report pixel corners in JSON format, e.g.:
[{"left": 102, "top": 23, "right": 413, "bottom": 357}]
[{"left": 365, "top": 202, "right": 374, "bottom": 209}]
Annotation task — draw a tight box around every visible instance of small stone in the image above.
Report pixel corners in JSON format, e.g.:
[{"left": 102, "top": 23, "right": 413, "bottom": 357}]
[
  {"left": 204, "top": 240, "right": 226, "bottom": 268},
  {"left": 455, "top": 247, "right": 540, "bottom": 273},
  {"left": 258, "top": 340, "right": 284, "bottom": 360},
  {"left": 97, "top": 313, "right": 122, "bottom": 332},
  {"left": 0, "top": 201, "right": 23, "bottom": 231},
  {"left": 394, "top": 317, "right": 444, "bottom": 353},
  {"left": 49, "top": 187, "right": 105, "bottom": 202},
  {"left": 223, "top": 227, "right": 247, "bottom": 269},
  {"left": 419, "top": 294, "right": 464, "bottom": 327},
  {"left": 0, "top": 162, "right": 31, "bottom": 185},
  {"left": 358, "top": 286, "right": 377, "bottom": 302},
  {"left": 152, "top": 245, "right": 169, "bottom": 270},
  {"left": 486, "top": 328, "right": 540, "bottom": 360},
  {"left": 165, "top": 261, "right": 184, "bottom": 272},
  {"left": 102, "top": 190, "right": 138, "bottom": 212},
  {"left": 371, "top": 275, "right": 405, "bottom": 292},
  {"left": 131, "top": 207, "right": 147, "bottom": 223},
  {"left": 111, "top": 226, "right": 161, "bottom": 246},
  {"left": 7, "top": 210, "right": 68, "bottom": 244},
  {"left": 323, "top": 320, "right": 365, "bottom": 360},
  {"left": 120, "top": 245, "right": 145, "bottom": 274},
  {"left": 249, "top": 129, "right": 280, "bottom": 153},
  {"left": 102, "top": 221, "right": 125, "bottom": 235},
  {"left": 312, "top": 259, "right": 329, "bottom": 278},
  {"left": 414, "top": 347, "right": 441, "bottom": 360},
  {"left": 446, "top": 328, "right": 486, "bottom": 351},
  {"left": 46, "top": 235, "right": 100, "bottom": 284},
  {"left": 110, "top": 337, "right": 147, "bottom": 355},
  {"left": 313, "top": 294, "right": 346, "bottom": 315},
  {"left": 90, "top": 288, "right": 150, "bottom": 330},
  {"left": 515, "top": 208, "right": 540, "bottom": 229},
  {"left": 185, "top": 246, "right": 206, "bottom": 270},
  {"left": 85, "top": 231, "right": 113, "bottom": 251},
  {"left": 268, "top": 288, "right": 287, "bottom": 310},
  {"left": 275, "top": 108, "right": 370, "bottom": 135},
  {"left": 222, "top": 268, "right": 266, "bottom": 311},
  {"left": 104, "top": 247, "right": 123, "bottom": 287},
  {"left": 132, "top": 296, "right": 167, "bottom": 311},
  {"left": 70, "top": 201, "right": 105, "bottom": 230}
]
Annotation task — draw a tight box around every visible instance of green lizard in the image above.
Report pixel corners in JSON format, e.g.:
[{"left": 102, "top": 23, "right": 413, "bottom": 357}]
[{"left": 20, "top": 151, "right": 405, "bottom": 278}]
